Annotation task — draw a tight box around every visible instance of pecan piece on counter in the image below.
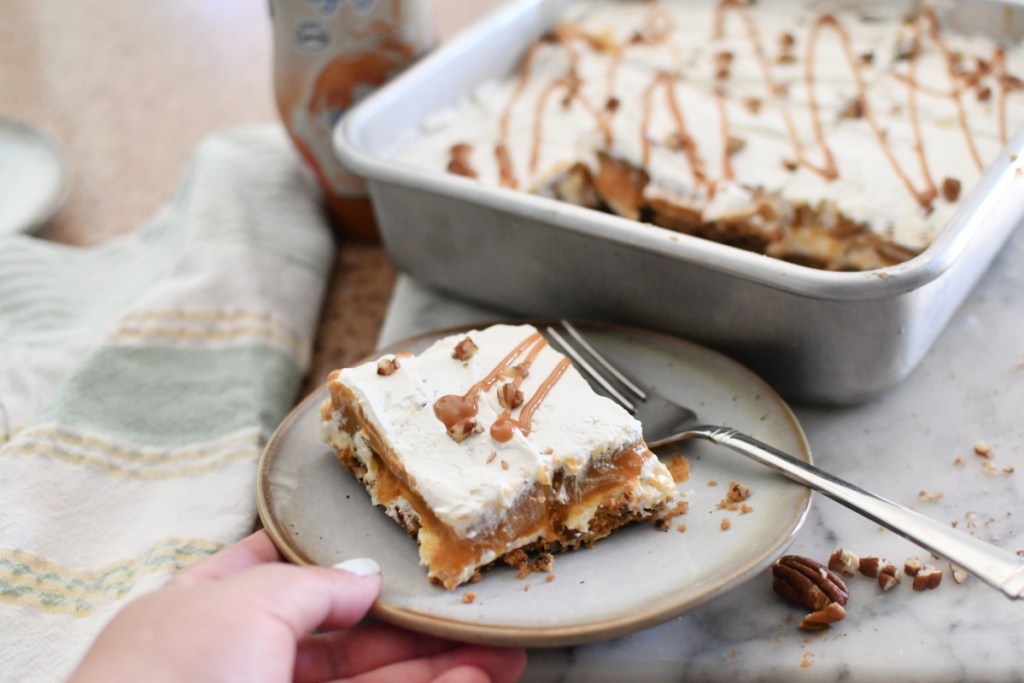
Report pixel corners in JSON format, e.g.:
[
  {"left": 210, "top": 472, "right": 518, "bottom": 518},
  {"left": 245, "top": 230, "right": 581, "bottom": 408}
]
[
  {"left": 912, "top": 565, "right": 943, "bottom": 591},
  {"left": 828, "top": 548, "right": 860, "bottom": 577},
  {"left": 771, "top": 555, "right": 848, "bottom": 611},
  {"left": 878, "top": 564, "right": 902, "bottom": 592},
  {"left": 798, "top": 601, "right": 847, "bottom": 632}
]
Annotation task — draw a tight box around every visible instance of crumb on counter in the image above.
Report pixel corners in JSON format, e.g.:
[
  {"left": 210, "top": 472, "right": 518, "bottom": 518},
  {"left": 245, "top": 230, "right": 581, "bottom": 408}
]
[{"left": 667, "top": 454, "right": 691, "bottom": 483}]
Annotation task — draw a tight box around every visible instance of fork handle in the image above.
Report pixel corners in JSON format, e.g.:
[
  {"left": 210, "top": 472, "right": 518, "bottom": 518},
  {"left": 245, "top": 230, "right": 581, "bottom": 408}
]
[{"left": 689, "top": 425, "right": 1024, "bottom": 599}]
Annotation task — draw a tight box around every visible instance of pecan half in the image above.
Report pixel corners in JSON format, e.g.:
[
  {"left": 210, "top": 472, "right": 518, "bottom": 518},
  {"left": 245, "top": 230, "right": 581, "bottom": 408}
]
[{"left": 771, "top": 555, "right": 848, "bottom": 611}]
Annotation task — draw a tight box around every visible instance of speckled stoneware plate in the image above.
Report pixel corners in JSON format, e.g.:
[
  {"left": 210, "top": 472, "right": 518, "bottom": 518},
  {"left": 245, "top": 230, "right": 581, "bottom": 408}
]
[
  {"left": 257, "top": 321, "right": 812, "bottom": 647},
  {"left": 0, "top": 117, "right": 66, "bottom": 235}
]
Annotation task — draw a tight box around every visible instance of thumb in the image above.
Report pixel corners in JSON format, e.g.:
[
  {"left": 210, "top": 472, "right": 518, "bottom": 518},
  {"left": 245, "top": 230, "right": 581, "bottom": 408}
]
[{"left": 221, "top": 559, "right": 383, "bottom": 637}]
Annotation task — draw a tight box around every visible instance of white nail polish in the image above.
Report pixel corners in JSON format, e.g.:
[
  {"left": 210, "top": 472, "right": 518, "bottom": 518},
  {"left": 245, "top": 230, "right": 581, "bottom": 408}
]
[{"left": 332, "top": 558, "right": 381, "bottom": 576}]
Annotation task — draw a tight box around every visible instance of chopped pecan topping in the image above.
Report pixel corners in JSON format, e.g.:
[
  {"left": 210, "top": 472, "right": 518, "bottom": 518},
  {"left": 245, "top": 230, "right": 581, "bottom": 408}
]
[
  {"left": 447, "top": 417, "right": 478, "bottom": 443},
  {"left": 497, "top": 382, "right": 524, "bottom": 410},
  {"left": 941, "top": 177, "right": 962, "bottom": 202},
  {"left": 725, "top": 136, "right": 747, "bottom": 156},
  {"left": 452, "top": 336, "right": 479, "bottom": 361},
  {"left": 376, "top": 357, "right": 400, "bottom": 376},
  {"left": 840, "top": 96, "right": 865, "bottom": 119},
  {"left": 447, "top": 143, "right": 478, "bottom": 179},
  {"left": 502, "top": 363, "right": 530, "bottom": 380},
  {"left": 1001, "top": 73, "right": 1024, "bottom": 91},
  {"left": 771, "top": 555, "right": 848, "bottom": 611}
]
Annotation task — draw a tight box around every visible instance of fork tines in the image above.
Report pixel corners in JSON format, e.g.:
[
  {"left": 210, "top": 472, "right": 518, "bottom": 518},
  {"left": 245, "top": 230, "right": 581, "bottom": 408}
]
[{"left": 545, "top": 320, "right": 647, "bottom": 414}]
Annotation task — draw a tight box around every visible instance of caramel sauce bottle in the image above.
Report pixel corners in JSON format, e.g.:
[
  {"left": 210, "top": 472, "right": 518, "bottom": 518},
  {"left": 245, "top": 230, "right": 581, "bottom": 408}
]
[{"left": 270, "top": 0, "right": 436, "bottom": 241}]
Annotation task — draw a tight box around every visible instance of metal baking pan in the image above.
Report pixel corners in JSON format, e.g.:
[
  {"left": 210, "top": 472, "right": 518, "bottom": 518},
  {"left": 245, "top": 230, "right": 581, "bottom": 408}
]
[{"left": 334, "top": 0, "right": 1024, "bottom": 404}]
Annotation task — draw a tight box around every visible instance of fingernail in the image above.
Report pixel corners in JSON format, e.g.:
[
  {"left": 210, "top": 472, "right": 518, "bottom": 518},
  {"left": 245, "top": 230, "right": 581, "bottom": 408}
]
[{"left": 332, "top": 558, "right": 380, "bottom": 576}]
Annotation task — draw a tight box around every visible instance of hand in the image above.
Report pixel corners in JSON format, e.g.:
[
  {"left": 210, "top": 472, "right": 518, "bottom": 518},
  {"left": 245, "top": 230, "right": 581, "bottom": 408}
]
[{"left": 67, "top": 530, "right": 526, "bottom": 683}]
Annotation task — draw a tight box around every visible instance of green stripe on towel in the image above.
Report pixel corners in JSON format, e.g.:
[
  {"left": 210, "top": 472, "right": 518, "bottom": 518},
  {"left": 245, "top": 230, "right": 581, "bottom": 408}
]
[{"left": 39, "top": 344, "right": 303, "bottom": 447}]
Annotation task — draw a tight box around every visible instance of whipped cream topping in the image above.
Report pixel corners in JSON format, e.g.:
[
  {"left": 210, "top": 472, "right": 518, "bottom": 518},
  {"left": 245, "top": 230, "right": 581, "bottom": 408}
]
[
  {"left": 329, "top": 324, "right": 674, "bottom": 541},
  {"left": 397, "top": 0, "right": 1024, "bottom": 252}
]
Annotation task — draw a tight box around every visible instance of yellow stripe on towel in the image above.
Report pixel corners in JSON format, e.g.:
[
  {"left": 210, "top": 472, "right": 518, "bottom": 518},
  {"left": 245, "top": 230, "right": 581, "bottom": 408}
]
[{"left": 0, "top": 538, "right": 221, "bottom": 616}]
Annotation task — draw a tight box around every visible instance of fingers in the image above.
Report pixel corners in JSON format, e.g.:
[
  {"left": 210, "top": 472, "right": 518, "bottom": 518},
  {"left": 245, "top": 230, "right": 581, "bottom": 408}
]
[
  {"left": 430, "top": 666, "right": 497, "bottom": 683},
  {"left": 294, "top": 624, "right": 459, "bottom": 683},
  {"left": 170, "top": 530, "right": 283, "bottom": 586},
  {"left": 343, "top": 644, "right": 528, "bottom": 683},
  {"left": 224, "top": 562, "right": 382, "bottom": 637}
]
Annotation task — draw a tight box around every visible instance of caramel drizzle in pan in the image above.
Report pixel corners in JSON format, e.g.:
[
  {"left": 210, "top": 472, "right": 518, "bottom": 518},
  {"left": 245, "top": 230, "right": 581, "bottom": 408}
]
[
  {"left": 642, "top": 72, "right": 709, "bottom": 189},
  {"left": 487, "top": 0, "right": 1022, "bottom": 212},
  {"left": 433, "top": 332, "right": 571, "bottom": 443}
]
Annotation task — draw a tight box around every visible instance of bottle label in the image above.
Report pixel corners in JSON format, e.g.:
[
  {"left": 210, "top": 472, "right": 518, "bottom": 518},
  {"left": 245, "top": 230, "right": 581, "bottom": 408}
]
[{"left": 272, "top": 0, "right": 436, "bottom": 197}]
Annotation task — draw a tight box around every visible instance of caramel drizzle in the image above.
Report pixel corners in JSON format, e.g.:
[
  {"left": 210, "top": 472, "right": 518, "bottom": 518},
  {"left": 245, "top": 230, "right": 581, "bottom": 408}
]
[
  {"left": 433, "top": 332, "right": 570, "bottom": 443},
  {"left": 713, "top": 1, "right": 835, "bottom": 179},
  {"left": 805, "top": 14, "right": 943, "bottom": 206},
  {"left": 497, "top": 43, "right": 544, "bottom": 188},
  {"left": 641, "top": 72, "right": 709, "bottom": 189},
  {"left": 500, "top": 23, "right": 627, "bottom": 187},
  {"left": 921, "top": 7, "right": 985, "bottom": 172},
  {"left": 492, "top": 1, "right": 1020, "bottom": 209},
  {"left": 491, "top": 349, "right": 571, "bottom": 443},
  {"left": 994, "top": 47, "right": 1009, "bottom": 145},
  {"left": 715, "top": 90, "right": 735, "bottom": 182}
]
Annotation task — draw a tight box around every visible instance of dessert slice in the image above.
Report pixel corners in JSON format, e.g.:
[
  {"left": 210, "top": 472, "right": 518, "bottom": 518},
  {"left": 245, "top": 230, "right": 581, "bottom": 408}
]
[{"left": 319, "top": 323, "right": 678, "bottom": 589}]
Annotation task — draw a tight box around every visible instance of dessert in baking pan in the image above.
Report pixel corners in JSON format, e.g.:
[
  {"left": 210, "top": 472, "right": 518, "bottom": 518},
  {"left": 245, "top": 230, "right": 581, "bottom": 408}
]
[
  {"left": 319, "top": 323, "right": 678, "bottom": 589},
  {"left": 398, "top": 0, "right": 1024, "bottom": 270}
]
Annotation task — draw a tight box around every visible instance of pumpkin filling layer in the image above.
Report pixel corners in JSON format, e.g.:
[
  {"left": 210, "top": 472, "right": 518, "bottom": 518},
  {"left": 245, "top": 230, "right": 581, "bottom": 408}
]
[{"left": 319, "top": 323, "right": 678, "bottom": 589}]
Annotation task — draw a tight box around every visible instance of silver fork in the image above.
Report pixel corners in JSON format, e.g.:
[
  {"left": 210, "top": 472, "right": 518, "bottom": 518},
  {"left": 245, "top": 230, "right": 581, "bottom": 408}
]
[{"left": 546, "top": 320, "right": 1024, "bottom": 600}]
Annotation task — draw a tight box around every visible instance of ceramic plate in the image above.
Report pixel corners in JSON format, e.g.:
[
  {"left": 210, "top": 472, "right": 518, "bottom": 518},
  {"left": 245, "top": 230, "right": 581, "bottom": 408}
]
[
  {"left": 0, "top": 117, "right": 66, "bottom": 235},
  {"left": 257, "top": 321, "right": 812, "bottom": 647}
]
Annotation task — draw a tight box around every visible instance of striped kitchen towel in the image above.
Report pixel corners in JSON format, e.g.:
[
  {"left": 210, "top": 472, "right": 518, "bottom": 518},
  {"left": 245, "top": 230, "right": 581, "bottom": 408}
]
[{"left": 0, "top": 125, "right": 335, "bottom": 682}]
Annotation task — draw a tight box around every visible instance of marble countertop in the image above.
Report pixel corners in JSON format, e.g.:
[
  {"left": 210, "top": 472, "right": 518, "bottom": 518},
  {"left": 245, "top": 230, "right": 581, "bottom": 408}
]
[{"left": 378, "top": 222, "right": 1024, "bottom": 682}]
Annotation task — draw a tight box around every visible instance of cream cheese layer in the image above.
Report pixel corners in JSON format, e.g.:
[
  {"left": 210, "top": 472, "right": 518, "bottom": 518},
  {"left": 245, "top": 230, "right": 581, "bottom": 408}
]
[{"left": 397, "top": 0, "right": 1024, "bottom": 252}]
